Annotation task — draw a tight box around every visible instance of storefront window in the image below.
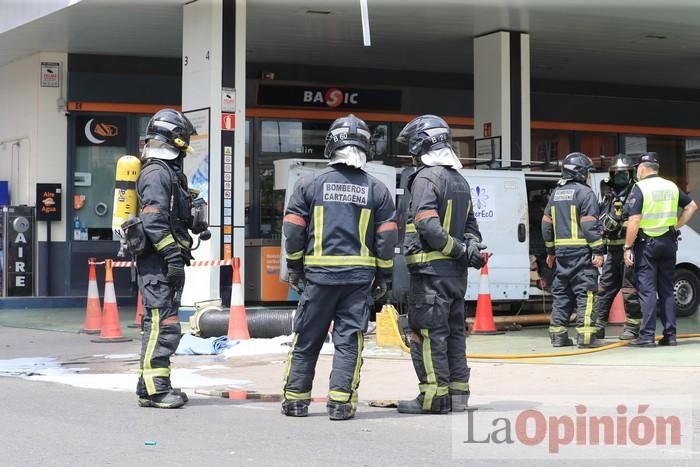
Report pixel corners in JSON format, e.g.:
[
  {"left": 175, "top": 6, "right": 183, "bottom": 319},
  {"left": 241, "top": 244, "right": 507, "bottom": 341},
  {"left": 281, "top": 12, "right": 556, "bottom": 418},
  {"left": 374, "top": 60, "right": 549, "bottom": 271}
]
[
  {"left": 72, "top": 116, "right": 130, "bottom": 241},
  {"left": 531, "top": 130, "right": 572, "bottom": 169},
  {"left": 260, "top": 119, "right": 388, "bottom": 158},
  {"left": 258, "top": 166, "right": 285, "bottom": 239},
  {"left": 648, "top": 137, "right": 686, "bottom": 189},
  {"left": 245, "top": 120, "right": 251, "bottom": 237},
  {"left": 579, "top": 132, "right": 617, "bottom": 170}
]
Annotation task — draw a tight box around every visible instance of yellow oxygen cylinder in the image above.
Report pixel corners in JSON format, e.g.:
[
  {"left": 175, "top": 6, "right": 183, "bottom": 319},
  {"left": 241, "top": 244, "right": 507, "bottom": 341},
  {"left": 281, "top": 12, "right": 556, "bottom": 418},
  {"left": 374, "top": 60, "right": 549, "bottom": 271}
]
[{"left": 112, "top": 155, "right": 142, "bottom": 247}]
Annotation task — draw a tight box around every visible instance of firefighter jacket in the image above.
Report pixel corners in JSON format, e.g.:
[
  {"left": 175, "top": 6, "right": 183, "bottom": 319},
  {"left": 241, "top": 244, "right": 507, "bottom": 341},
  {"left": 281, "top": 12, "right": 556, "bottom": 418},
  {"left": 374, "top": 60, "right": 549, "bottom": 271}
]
[
  {"left": 283, "top": 165, "right": 398, "bottom": 285},
  {"left": 599, "top": 180, "right": 632, "bottom": 250},
  {"left": 542, "top": 180, "right": 604, "bottom": 257},
  {"left": 403, "top": 165, "right": 482, "bottom": 276},
  {"left": 136, "top": 159, "right": 193, "bottom": 283}
]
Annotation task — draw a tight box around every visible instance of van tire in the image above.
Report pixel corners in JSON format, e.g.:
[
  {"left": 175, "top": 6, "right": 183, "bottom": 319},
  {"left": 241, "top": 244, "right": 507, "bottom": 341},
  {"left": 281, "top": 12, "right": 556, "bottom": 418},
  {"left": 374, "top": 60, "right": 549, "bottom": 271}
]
[{"left": 674, "top": 268, "right": 699, "bottom": 318}]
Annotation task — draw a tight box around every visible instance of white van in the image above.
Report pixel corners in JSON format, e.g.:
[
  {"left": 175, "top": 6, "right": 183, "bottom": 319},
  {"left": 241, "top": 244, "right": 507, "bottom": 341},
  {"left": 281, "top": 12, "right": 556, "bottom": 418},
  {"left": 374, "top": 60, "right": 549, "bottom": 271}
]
[{"left": 276, "top": 159, "right": 700, "bottom": 317}]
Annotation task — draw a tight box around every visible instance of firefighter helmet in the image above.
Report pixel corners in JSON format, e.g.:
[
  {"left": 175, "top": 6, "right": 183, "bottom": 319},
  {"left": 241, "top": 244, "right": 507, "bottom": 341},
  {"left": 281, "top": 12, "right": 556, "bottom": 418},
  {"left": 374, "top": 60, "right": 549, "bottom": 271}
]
[
  {"left": 561, "top": 152, "right": 594, "bottom": 183},
  {"left": 324, "top": 114, "right": 374, "bottom": 160},
  {"left": 144, "top": 109, "right": 197, "bottom": 159},
  {"left": 396, "top": 114, "right": 451, "bottom": 156}
]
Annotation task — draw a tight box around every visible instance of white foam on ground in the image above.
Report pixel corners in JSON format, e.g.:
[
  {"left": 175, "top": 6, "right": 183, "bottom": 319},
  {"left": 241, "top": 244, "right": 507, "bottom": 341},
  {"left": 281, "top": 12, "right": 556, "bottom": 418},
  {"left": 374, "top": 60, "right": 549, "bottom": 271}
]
[
  {"left": 0, "top": 357, "right": 250, "bottom": 392},
  {"left": 0, "top": 357, "right": 62, "bottom": 376},
  {"left": 223, "top": 335, "right": 335, "bottom": 358},
  {"left": 103, "top": 353, "right": 139, "bottom": 360}
]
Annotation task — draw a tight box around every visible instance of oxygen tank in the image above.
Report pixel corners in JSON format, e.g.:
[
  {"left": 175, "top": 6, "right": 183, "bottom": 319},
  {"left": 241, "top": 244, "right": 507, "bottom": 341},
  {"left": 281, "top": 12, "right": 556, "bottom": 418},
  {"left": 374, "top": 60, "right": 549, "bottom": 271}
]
[{"left": 112, "top": 155, "right": 141, "bottom": 254}]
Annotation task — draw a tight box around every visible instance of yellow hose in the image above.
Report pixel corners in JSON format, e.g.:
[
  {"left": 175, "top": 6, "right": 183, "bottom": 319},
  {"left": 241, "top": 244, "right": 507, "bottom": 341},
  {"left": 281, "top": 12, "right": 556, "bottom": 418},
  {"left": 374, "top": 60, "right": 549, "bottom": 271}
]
[
  {"left": 398, "top": 330, "right": 700, "bottom": 360},
  {"left": 379, "top": 306, "right": 700, "bottom": 360}
]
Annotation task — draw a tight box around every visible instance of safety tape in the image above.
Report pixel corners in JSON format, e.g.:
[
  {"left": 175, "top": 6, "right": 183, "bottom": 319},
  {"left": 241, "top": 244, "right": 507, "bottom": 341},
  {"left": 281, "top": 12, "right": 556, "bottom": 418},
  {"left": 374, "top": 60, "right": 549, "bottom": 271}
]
[{"left": 88, "top": 258, "right": 236, "bottom": 268}]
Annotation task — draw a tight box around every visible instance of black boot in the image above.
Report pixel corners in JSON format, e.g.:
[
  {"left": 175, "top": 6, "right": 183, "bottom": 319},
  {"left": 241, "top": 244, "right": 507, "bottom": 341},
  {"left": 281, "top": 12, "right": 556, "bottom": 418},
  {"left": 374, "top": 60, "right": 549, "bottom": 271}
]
[
  {"left": 550, "top": 332, "right": 574, "bottom": 348},
  {"left": 628, "top": 338, "right": 656, "bottom": 348},
  {"left": 659, "top": 335, "right": 677, "bottom": 346},
  {"left": 594, "top": 326, "right": 605, "bottom": 340},
  {"left": 327, "top": 401, "right": 356, "bottom": 421},
  {"left": 397, "top": 395, "right": 450, "bottom": 414},
  {"left": 619, "top": 327, "right": 639, "bottom": 340},
  {"left": 281, "top": 399, "right": 309, "bottom": 417},
  {"left": 138, "top": 390, "right": 186, "bottom": 409},
  {"left": 450, "top": 392, "right": 470, "bottom": 412},
  {"left": 577, "top": 335, "right": 603, "bottom": 349},
  {"left": 172, "top": 388, "right": 189, "bottom": 403}
]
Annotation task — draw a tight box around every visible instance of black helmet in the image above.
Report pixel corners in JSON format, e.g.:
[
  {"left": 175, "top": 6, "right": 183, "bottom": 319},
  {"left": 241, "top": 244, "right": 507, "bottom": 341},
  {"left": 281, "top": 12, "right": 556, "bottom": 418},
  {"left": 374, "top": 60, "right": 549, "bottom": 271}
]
[
  {"left": 145, "top": 108, "right": 197, "bottom": 154},
  {"left": 396, "top": 114, "right": 451, "bottom": 156},
  {"left": 561, "top": 152, "right": 593, "bottom": 183},
  {"left": 324, "top": 114, "right": 373, "bottom": 160}
]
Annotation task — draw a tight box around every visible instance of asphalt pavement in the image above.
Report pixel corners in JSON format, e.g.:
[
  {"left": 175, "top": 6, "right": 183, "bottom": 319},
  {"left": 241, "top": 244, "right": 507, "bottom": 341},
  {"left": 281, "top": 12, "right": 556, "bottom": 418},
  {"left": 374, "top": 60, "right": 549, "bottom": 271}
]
[{"left": 2, "top": 325, "right": 700, "bottom": 466}]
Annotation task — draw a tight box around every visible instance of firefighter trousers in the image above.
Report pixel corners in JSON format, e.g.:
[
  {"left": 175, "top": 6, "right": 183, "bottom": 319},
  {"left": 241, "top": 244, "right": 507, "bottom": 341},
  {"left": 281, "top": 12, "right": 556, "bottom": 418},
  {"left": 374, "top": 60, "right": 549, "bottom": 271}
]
[
  {"left": 282, "top": 280, "right": 371, "bottom": 408},
  {"left": 136, "top": 279, "right": 183, "bottom": 397},
  {"left": 549, "top": 254, "right": 599, "bottom": 345},
  {"left": 594, "top": 248, "right": 641, "bottom": 332},
  {"left": 407, "top": 273, "right": 470, "bottom": 412}
]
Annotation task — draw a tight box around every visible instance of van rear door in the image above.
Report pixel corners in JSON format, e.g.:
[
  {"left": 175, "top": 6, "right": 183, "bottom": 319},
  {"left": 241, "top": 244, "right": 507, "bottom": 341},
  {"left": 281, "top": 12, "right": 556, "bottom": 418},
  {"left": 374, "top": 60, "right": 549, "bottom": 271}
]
[{"left": 460, "top": 170, "right": 530, "bottom": 301}]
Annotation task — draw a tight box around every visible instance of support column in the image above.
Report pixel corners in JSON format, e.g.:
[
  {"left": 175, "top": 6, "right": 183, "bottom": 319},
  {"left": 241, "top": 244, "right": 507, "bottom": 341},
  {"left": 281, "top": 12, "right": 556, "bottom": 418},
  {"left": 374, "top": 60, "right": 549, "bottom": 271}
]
[
  {"left": 474, "top": 31, "right": 530, "bottom": 167},
  {"left": 181, "top": 0, "right": 246, "bottom": 306}
]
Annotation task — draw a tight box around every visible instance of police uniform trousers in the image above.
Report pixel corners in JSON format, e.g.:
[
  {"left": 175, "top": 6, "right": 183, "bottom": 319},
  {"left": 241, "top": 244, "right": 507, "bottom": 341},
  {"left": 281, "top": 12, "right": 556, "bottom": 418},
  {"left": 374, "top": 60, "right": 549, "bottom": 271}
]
[
  {"left": 136, "top": 277, "right": 183, "bottom": 397},
  {"left": 282, "top": 280, "right": 371, "bottom": 409},
  {"left": 549, "top": 254, "right": 599, "bottom": 345},
  {"left": 407, "top": 273, "right": 470, "bottom": 412},
  {"left": 594, "top": 248, "right": 641, "bottom": 333},
  {"left": 635, "top": 233, "right": 677, "bottom": 341}
]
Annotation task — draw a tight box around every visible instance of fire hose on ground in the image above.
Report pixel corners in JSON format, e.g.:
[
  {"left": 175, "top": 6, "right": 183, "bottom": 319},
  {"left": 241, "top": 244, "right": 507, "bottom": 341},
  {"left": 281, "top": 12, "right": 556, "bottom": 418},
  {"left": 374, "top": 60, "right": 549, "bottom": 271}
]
[{"left": 375, "top": 305, "right": 700, "bottom": 360}]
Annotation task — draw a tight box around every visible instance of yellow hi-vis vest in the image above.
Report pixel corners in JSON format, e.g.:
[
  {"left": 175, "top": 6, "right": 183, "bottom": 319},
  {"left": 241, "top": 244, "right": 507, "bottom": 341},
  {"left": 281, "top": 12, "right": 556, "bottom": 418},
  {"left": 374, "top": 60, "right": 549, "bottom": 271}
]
[{"left": 637, "top": 176, "right": 679, "bottom": 237}]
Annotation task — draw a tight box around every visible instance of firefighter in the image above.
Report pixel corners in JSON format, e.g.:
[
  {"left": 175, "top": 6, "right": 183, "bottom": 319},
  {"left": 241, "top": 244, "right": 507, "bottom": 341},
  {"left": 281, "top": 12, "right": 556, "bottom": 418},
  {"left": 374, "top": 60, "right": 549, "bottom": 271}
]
[
  {"left": 133, "top": 109, "right": 202, "bottom": 409},
  {"left": 542, "top": 152, "right": 604, "bottom": 349},
  {"left": 395, "top": 115, "right": 485, "bottom": 415},
  {"left": 623, "top": 152, "right": 698, "bottom": 347},
  {"left": 594, "top": 154, "right": 641, "bottom": 340},
  {"left": 281, "top": 114, "right": 398, "bottom": 420}
]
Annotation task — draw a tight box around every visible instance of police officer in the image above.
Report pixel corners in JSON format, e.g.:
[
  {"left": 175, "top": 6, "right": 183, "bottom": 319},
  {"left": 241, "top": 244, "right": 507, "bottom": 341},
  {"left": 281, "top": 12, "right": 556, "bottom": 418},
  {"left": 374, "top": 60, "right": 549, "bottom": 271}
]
[
  {"left": 395, "top": 115, "right": 485, "bottom": 415},
  {"left": 542, "top": 152, "right": 604, "bottom": 349},
  {"left": 594, "top": 155, "right": 641, "bottom": 340},
  {"left": 623, "top": 152, "right": 698, "bottom": 347},
  {"left": 134, "top": 109, "right": 201, "bottom": 408},
  {"left": 281, "top": 114, "right": 397, "bottom": 420}
]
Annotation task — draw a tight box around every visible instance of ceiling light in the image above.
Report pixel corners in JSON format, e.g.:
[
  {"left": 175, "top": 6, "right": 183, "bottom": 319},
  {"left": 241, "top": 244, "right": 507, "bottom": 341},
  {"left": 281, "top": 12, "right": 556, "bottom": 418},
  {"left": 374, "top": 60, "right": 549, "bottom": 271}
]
[{"left": 305, "top": 10, "right": 333, "bottom": 15}]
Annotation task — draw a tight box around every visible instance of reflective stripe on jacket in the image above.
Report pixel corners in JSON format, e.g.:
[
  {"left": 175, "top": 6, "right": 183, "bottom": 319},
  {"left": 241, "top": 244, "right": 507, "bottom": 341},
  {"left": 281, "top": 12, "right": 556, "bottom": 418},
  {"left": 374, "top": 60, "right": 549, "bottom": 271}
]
[
  {"left": 283, "top": 165, "right": 397, "bottom": 285},
  {"left": 542, "top": 180, "right": 603, "bottom": 257},
  {"left": 403, "top": 165, "right": 482, "bottom": 276}
]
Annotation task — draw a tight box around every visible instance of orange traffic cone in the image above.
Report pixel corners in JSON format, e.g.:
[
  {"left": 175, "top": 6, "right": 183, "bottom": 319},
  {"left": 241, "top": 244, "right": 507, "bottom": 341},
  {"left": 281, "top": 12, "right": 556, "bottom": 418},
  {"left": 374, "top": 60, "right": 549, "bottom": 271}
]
[
  {"left": 471, "top": 253, "right": 505, "bottom": 335},
  {"left": 607, "top": 291, "right": 626, "bottom": 325},
  {"left": 128, "top": 291, "right": 144, "bottom": 328},
  {"left": 227, "top": 257, "right": 250, "bottom": 340},
  {"left": 92, "top": 259, "right": 132, "bottom": 343},
  {"left": 82, "top": 258, "right": 102, "bottom": 334}
]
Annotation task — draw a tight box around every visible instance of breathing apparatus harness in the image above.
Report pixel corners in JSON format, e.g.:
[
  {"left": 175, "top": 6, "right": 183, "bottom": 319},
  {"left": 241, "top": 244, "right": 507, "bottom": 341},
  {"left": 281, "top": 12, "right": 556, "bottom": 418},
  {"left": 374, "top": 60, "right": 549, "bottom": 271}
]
[{"left": 122, "top": 158, "right": 210, "bottom": 257}]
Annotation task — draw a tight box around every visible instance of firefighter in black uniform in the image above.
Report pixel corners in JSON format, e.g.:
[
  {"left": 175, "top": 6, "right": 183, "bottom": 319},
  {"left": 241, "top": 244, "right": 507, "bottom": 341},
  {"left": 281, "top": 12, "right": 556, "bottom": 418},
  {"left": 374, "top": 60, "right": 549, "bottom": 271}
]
[
  {"left": 281, "top": 114, "right": 398, "bottom": 420},
  {"left": 132, "top": 109, "right": 207, "bottom": 409},
  {"left": 542, "top": 152, "right": 604, "bottom": 349},
  {"left": 594, "top": 155, "right": 641, "bottom": 340},
  {"left": 395, "top": 115, "right": 485, "bottom": 415},
  {"left": 623, "top": 152, "right": 698, "bottom": 347}
]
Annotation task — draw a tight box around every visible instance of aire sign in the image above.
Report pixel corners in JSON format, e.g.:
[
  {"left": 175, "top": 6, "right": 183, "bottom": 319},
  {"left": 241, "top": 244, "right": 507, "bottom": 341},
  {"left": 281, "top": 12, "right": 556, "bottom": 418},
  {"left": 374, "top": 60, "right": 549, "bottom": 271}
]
[{"left": 257, "top": 84, "right": 402, "bottom": 111}]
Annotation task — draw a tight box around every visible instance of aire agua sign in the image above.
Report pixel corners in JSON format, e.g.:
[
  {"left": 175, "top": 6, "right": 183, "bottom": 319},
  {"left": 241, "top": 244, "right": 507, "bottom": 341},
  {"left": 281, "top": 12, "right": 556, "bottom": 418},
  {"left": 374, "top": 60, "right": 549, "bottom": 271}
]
[{"left": 257, "top": 84, "right": 402, "bottom": 111}]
